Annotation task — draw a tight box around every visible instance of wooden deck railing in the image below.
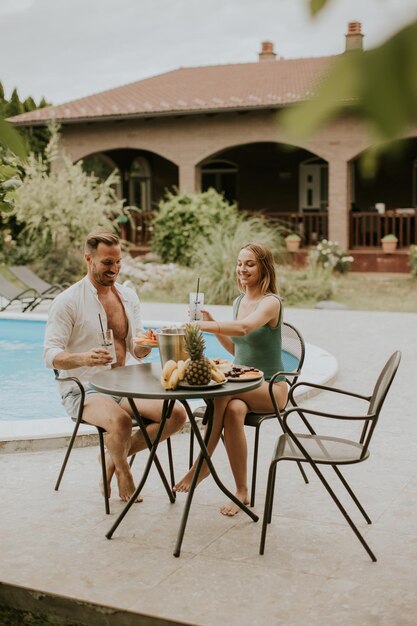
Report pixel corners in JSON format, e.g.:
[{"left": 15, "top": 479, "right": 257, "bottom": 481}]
[
  {"left": 125, "top": 211, "right": 155, "bottom": 246},
  {"left": 350, "top": 210, "right": 417, "bottom": 248},
  {"left": 265, "top": 211, "right": 329, "bottom": 246},
  {"left": 127, "top": 208, "right": 417, "bottom": 250}
]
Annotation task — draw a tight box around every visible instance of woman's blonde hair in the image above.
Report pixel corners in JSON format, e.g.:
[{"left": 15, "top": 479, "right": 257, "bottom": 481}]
[{"left": 237, "top": 242, "right": 278, "bottom": 295}]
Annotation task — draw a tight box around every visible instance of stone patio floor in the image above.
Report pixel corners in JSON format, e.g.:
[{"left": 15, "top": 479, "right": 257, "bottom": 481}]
[{"left": 1, "top": 306, "right": 416, "bottom": 625}]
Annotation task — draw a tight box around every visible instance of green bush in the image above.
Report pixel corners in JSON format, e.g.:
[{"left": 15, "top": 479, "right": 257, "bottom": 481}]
[
  {"left": 190, "top": 215, "right": 286, "bottom": 305},
  {"left": 278, "top": 266, "right": 334, "bottom": 306},
  {"left": 10, "top": 124, "right": 123, "bottom": 284},
  {"left": 151, "top": 188, "right": 238, "bottom": 266}
]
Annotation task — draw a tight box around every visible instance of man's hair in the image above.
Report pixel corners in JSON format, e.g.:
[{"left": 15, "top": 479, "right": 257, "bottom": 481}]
[{"left": 85, "top": 230, "right": 120, "bottom": 254}]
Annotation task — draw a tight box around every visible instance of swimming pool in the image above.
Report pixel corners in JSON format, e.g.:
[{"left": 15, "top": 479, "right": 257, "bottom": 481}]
[{"left": 0, "top": 318, "right": 231, "bottom": 421}]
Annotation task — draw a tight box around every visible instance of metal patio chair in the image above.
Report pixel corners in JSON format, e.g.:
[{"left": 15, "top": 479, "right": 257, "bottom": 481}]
[
  {"left": 54, "top": 370, "right": 175, "bottom": 514},
  {"left": 189, "top": 322, "right": 306, "bottom": 507},
  {"left": 259, "top": 350, "right": 401, "bottom": 562}
]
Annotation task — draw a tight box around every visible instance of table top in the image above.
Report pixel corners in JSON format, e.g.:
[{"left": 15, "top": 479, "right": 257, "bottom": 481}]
[{"left": 90, "top": 362, "right": 263, "bottom": 400}]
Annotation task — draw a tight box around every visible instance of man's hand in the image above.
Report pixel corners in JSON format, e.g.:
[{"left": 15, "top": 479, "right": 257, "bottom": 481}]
[{"left": 83, "top": 348, "right": 114, "bottom": 367}]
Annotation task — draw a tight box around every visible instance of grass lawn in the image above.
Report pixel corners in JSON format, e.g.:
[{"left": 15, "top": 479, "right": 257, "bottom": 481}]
[{"left": 329, "top": 272, "right": 417, "bottom": 312}]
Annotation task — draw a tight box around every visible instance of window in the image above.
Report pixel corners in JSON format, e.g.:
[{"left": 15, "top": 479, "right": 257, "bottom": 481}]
[
  {"left": 299, "top": 157, "right": 328, "bottom": 211},
  {"left": 201, "top": 160, "right": 238, "bottom": 203},
  {"left": 128, "top": 157, "right": 151, "bottom": 211}
]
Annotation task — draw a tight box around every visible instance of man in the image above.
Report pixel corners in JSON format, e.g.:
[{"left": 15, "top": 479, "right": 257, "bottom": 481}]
[{"left": 44, "top": 230, "right": 186, "bottom": 502}]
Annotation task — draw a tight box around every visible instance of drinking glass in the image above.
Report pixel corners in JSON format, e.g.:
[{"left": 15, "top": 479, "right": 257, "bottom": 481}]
[
  {"left": 188, "top": 292, "right": 204, "bottom": 321},
  {"left": 97, "top": 329, "right": 117, "bottom": 365}
]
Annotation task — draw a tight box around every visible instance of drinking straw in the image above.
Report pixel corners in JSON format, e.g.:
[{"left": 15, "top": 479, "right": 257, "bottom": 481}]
[
  {"left": 98, "top": 314, "right": 105, "bottom": 342},
  {"left": 195, "top": 277, "right": 200, "bottom": 303}
]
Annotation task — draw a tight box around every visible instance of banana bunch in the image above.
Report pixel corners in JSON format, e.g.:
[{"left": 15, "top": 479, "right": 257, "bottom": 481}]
[
  {"left": 209, "top": 359, "right": 227, "bottom": 383},
  {"left": 160, "top": 358, "right": 226, "bottom": 390},
  {"left": 160, "top": 359, "right": 186, "bottom": 390}
]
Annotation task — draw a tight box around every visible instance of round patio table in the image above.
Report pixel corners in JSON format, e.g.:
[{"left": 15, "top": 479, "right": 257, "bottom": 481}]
[{"left": 90, "top": 361, "right": 263, "bottom": 556}]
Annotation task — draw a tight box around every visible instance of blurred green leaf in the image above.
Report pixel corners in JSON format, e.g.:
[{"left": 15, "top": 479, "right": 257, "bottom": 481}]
[
  {"left": 0, "top": 201, "right": 13, "bottom": 213},
  {"left": 280, "top": 19, "right": 417, "bottom": 143},
  {"left": 0, "top": 119, "right": 27, "bottom": 159},
  {"left": 309, "top": 0, "right": 329, "bottom": 17}
]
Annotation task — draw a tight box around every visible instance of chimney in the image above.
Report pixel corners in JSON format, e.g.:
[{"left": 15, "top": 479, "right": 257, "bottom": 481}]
[
  {"left": 258, "top": 41, "right": 277, "bottom": 62},
  {"left": 345, "top": 21, "right": 364, "bottom": 51}
]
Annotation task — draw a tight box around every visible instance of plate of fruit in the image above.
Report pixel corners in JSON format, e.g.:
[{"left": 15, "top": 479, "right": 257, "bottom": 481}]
[
  {"left": 225, "top": 365, "right": 264, "bottom": 382},
  {"left": 160, "top": 325, "right": 227, "bottom": 390},
  {"left": 135, "top": 328, "right": 159, "bottom": 348}
]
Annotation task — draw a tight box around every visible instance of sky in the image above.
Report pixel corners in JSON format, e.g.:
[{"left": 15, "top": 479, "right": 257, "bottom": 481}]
[{"left": 1, "top": 0, "right": 417, "bottom": 106}]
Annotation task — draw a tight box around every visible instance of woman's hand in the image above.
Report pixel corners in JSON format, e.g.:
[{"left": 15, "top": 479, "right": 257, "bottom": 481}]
[{"left": 201, "top": 308, "right": 214, "bottom": 321}]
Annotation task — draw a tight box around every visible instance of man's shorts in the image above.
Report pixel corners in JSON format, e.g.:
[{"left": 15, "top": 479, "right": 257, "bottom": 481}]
[{"left": 61, "top": 383, "right": 124, "bottom": 419}]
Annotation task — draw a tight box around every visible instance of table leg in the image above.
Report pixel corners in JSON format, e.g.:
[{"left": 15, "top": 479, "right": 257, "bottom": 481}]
[
  {"left": 129, "top": 397, "right": 176, "bottom": 503},
  {"left": 106, "top": 399, "right": 175, "bottom": 540},
  {"left": 173, "top": 400, "right": 259, "bottom": 557}
]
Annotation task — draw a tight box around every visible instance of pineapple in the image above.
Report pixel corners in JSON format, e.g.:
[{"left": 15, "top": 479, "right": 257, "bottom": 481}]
[{"left": 184, "top": 323, "right": 212, "bottom": 385}]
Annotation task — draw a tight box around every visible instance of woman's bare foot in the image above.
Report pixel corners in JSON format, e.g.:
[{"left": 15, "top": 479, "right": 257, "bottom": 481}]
[
  {"left": 115, "top": 466, "right": 143, "bottom": 503},
  {"left": 220, "top": 489, "right": 249, "bottom": 516},
  {"left": 99, "top": 452, "right": 115, "bottom": 498},
  {"left": 174, "top": 465, "right": 210, "bottom": 493}
]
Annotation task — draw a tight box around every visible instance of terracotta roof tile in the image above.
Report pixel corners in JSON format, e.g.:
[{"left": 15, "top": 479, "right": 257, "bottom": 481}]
[{"left": 9, "top": 56, "right": 337, "bottom": 125}]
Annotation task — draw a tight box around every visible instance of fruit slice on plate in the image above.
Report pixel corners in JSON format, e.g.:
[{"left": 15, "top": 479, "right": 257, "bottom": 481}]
[
  {"left": 135, "top": 328, "right": 159, "bottom": 347},
  {"left": 226, "top": 365, "right": 263, "bottom": 381}
]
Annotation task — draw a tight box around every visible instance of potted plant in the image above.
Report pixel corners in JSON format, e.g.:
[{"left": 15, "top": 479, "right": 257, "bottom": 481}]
[
  {"left": 381, "top": 234, "right": 398, "bottom": 254},
  {"left": 285, "top": 233, "right": 302, "bottom": 252}
]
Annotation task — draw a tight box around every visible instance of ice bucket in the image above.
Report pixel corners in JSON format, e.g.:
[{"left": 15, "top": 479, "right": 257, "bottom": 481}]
[{"left": 156, "top": 327, "right": 187, "bottom": 367}]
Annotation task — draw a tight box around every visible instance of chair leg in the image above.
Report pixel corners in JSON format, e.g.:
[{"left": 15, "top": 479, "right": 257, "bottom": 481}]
[
  {"left": 129, "top": 454, "right": 136, "bottom": 468},
  {"left": 167, "top": 437, "right": 175, "bottom": 489},
  {"left": 260, "top": 460, "right": 279, "bottom": 554},
  {"left": 54, "top": 420, "right": 81, "bottom": 491},
  {"left": 98, "top": 429, "right": 110, "bottom": 515},
  {"left": 189, "top": 429, "right": 194, "bottom": 469},
  {"left": 250, "top": 426, "right": 261, "bottom": 507},
  {"left": 267, "top": 462, "right": 279, "bottom": 523},
  {"left": 332, "top": 465, "right": 372, "bottom": 524},
  {"left": 310, "top": 463, "right": 376, "bottom": 562},
  {"left": 296, "top": 461, "right": 309, "bottom": 484}
]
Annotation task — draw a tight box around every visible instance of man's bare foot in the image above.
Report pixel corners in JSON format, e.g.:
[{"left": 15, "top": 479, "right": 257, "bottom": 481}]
[
  {"left": 174, "top": 465, "right": 210, "bottom": 493},
  {"left": 220, "top": 490, "right": 249, "bottom": 516},
  {"left": 98, "top": 452, "right": 115, "bottom": 499},
  {"left": 115, "top": 466, "right": 143, "bottom": 503}
]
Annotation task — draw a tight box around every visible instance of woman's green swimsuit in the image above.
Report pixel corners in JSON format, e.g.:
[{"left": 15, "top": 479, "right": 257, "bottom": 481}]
[{"left": 231, "top": 294, "right": 285, "bottom": 381}]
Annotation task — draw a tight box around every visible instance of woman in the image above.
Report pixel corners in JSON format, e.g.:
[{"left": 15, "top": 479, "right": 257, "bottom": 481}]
[{"left": 174, "top": 242, "right": 288, "bottom": 516}]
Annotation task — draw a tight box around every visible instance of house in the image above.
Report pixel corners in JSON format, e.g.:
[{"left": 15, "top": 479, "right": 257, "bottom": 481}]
[{"left": 9, "top": 22, "right": 417, "bottom": 271}]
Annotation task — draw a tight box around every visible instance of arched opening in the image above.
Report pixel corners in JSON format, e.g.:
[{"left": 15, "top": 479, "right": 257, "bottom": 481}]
[
  {"left": 349, "top": 138, "right": 417, "bottom": 248},
  {"left": 80, "top": 153, "right": 122, "bottom": 198},
  {"left": 199, "top": 142, "right": 328, "bottom": 245}
]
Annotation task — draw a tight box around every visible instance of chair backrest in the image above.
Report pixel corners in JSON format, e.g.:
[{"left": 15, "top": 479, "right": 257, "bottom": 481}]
[
  {"left": 10, "top": 266, "right": 51, "bottom": 293},
  {"left": 0, "top": 275, "right": 22, "bottom": 300},
  {"left": 368, "top": 351, "right": 401, "bottom": 417},
  {"left": 281, "top": 322, "right": 306, "bottom": 386},
  {"left": 361, "top": 350, "right": 401, "bottom": 452}
]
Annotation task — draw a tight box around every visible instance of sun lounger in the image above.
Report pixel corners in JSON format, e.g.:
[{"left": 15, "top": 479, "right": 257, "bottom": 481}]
[
  {"left": 0, "top": 275, "right": 40, "bottom": 312},
  {"left": 9, "top": 266, "right": 68, "bottom": 297}
]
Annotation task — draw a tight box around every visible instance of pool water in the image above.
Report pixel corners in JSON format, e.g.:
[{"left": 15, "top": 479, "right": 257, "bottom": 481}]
[
  {"left": 0, "top": 319, "right": 231, "bottom": 421},
  {"left": 0, "top": 319, "right": 298, "bottom": 422}
]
